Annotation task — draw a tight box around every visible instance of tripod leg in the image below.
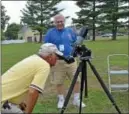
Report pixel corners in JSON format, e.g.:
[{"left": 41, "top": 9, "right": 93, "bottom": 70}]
[
  {"left": 84, "top": 61, "right": 88, "bottom": 97},
  {"left": 79, "top": 60, "right": 87, "bottom": 114},
  {"left": 60, "top": 62, "right": 82, "bottom": 114},
  {"left": 87, "top": 60, "right": 121, "bottom": 114},
  {"left": 79, "top": 61, "right": 84, "bottom": 114}
]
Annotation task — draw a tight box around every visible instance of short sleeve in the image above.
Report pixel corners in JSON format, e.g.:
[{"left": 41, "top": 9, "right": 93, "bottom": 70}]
[
  {"left": 30, "top": 66, "right": 50, "bottom": 93},
  {"left": 44, "top": 29, "right": 52, "bottom": 43}
]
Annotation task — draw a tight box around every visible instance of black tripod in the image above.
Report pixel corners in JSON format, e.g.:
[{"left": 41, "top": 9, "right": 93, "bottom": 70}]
[{"left": 60, "top": 56, "right": 121, "bottom": 114}]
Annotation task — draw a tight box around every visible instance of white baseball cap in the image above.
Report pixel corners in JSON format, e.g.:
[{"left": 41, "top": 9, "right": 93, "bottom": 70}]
[{"left": 38, "top": 43, "right": 63, "bottom": 56}]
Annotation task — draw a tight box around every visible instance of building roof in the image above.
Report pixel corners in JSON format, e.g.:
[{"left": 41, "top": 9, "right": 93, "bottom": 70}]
[
  {"left": 18, "top": 25, "right": 40, "bottom": 35},
  {"left": 18, "top": 25, "right": 31, "bottom": 34}
]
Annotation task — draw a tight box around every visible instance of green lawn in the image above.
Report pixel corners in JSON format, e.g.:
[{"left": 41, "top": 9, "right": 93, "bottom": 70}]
[{"left": 1, "top": 37, "right": 129, "bottom": 113}]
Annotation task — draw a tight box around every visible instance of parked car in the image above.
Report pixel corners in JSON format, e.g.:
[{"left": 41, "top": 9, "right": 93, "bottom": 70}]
[
  {"left": 117, "top": 33, "right": 124, "bottom": 36},
  {"left": 101, "top": 33, "right": 112, "bottom": 37}
]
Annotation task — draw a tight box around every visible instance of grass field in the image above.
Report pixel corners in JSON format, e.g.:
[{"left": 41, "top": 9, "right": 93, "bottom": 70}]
[{"left": 1, "top": 36, "right": 129, "bottom": 113}]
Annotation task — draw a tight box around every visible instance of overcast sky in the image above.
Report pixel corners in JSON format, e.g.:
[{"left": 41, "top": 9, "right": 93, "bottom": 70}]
[{"left": 2, "top": 1, "right": 81, "bottom": 26}]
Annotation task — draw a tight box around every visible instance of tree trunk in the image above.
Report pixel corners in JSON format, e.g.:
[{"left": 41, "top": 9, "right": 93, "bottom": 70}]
[
  {"left": 92, "top": 0, "right": 96, "bottom": 41},
  {"left": 112, "top": 25, "right": 117, "bottom": 40},
  {"left": 92, "top": 20, "right": 96, "bottom": 41},
  {"left": 39, "top": 32, "right": 42, "bottom": 43},
  {"left": 39, "top": 1, "right": 43, "bottom": 43},
  {"left": 112, "top": 0, "right": 118, "bottom": 40}
]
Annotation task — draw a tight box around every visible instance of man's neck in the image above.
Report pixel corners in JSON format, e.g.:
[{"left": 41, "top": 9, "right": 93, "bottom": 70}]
[
  {"left": 37, "top": 54, "right": 44, "bottom": 59},
  {"left": 56, "top": 28, "right": 64, "bottom": 31},
  {"left": 37, "top": 54, "right": 50, "bottom": 65},
  {"left": 37, "top": 54, "right": 52, "bottom": 67}
]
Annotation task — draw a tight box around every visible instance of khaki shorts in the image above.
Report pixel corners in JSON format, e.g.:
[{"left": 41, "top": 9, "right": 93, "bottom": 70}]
[{"left": 49, "top": 59, "right": 81, "bottom": 85}]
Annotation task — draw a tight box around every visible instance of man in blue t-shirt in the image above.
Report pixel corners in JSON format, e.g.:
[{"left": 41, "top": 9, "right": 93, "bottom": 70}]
[{"left": 44, "top": 14, "right": 86, "bottom": 109}]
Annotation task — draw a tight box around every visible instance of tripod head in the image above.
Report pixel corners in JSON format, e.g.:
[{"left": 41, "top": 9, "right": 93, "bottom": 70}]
[
  {"left": 56, "top": 44, "right": 92, "bottom": 63},
  {"left": 73, "top": 44, "right": 92, "bottom": 60}
]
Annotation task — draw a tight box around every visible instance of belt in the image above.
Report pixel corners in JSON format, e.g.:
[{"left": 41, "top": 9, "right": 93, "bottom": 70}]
[{"left": 2, "top": 100, "right": 26, "bottom": 111}]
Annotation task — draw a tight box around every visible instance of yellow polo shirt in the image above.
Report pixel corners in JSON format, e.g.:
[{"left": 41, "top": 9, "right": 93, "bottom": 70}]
[{"left": 2, "top": 54, "right": 50, "bottom": 105}]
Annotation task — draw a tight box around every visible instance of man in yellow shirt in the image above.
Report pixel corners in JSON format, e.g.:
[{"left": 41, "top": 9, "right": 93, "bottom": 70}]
[{"left": 1, "top": 43, "right": 63, "bottom": 114}]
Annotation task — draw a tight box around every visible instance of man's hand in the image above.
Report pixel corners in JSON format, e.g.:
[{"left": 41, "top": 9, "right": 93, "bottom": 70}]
[{"left": 24, "top": 87, "right": 39, "bottom": 114}]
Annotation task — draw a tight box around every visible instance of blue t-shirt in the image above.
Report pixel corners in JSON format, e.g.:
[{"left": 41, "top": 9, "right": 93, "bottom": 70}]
[{"left": 44, "top": 27, "right": 77, "bottom": 57}]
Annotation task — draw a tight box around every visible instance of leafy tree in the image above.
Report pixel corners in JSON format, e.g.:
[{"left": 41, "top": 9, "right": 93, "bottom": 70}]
[
  {"left": 1, "top": 4, "right": 10, "bottom": 30},
  {"left": 20, "top": 0, "right": 63, "bottom": 42},
  {"left": 72, "top": 0, "right": 128, "bottom": 40},
  {"left": 1, "top": 30, "right": 6, "bottom": 40},
  {"left": 96, "top": 0, "right": 129, "bottom": 40},
  {"left": 118, "top": 0, "right": 129, "bottom": 31},
  {"left": 1, "top": 3, "right": 10, "bottom": 40},
  {"left": 20, "top": 1, "right": 37, "bottom": 27},
  {"left": 72, "top": 0, "right": 102, "bottom": 41},
  {"left": 5, "top": 23, "right": 21, "bottom": 40}
]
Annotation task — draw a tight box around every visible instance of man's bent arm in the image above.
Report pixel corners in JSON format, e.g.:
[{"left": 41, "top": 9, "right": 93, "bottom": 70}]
[{"left": 25, "top": 87, "right": 39, "bottom": 114}]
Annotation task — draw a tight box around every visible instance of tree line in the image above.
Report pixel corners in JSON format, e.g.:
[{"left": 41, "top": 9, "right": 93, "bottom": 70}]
[
  {"left": 1, "top": 0, "right": 128, "bottom": 41},
  {"left": 72, "top": 0, "right": 129, "bottom": 40}
]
